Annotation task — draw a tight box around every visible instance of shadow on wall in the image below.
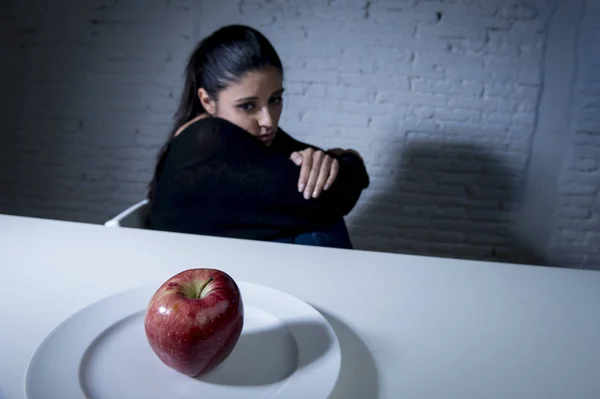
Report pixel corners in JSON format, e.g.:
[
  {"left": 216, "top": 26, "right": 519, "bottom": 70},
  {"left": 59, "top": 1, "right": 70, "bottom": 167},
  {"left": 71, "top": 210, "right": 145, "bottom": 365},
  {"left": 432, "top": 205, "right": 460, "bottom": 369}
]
[{"left": 351, "top": 135, "right": 547, "bottom": 266}]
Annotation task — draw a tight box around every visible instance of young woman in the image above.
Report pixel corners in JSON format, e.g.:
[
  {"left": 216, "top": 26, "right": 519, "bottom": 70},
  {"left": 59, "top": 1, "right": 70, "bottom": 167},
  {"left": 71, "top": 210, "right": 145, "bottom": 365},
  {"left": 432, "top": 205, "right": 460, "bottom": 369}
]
[{"left": 147, "top": 24, "right": 369, "bottom": 249}]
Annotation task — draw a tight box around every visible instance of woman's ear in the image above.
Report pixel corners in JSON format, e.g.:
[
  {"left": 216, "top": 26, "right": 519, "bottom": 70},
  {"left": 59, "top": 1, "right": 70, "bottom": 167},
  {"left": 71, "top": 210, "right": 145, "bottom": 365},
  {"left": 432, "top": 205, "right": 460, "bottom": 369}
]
[{"left": 198, "top": 88, "right": 216, "bottom": 116}]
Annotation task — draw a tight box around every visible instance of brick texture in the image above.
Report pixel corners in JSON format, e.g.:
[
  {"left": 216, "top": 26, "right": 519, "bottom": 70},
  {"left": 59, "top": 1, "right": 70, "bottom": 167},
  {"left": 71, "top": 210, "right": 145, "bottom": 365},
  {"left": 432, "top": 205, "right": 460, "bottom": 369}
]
[
  {"left": 547, "top": 0, "right": 600, "bottom": 269},
  {"left": 0, "top": 0, "right": 200, "bottom": 221},
  {"left": 0, "top": 0, "right": 597, "bottom": 269},
  {"left": 199, "top": 0, "right": 551, "bottom": 264}
]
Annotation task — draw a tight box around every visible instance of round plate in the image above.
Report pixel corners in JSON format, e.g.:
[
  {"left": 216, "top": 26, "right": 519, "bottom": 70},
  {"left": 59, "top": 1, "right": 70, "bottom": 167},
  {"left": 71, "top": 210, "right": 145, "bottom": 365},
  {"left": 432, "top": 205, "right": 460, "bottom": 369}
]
[{"left": 24, "top": 282, "right": 341, "bottom": 398}]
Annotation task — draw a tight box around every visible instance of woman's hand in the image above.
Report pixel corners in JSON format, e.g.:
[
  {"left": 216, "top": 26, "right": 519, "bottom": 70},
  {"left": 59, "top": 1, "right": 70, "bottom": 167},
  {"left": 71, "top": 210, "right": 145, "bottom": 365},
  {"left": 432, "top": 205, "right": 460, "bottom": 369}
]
[{"left": 290, "top": 148, "right": 339, "bottom": 199}]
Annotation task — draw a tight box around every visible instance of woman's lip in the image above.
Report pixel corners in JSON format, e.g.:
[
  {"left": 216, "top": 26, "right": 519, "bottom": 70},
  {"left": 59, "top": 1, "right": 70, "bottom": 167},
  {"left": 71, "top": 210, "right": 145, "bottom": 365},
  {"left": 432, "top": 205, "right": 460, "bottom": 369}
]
[{"left": 258, "top": 134, "right": 274, "bottom": 142}]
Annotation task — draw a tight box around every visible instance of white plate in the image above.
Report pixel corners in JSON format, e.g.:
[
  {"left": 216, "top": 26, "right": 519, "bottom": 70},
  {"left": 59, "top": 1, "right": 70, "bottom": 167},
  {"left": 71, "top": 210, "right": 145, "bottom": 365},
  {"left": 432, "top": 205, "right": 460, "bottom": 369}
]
[{"left": 24, "top": 281, "right": 341, "bottom": 399}]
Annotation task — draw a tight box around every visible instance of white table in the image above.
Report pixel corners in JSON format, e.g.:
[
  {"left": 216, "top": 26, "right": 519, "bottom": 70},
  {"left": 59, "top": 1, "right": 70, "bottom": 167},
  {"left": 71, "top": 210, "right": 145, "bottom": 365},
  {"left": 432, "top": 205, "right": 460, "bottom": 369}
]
[{"left": 1, "top": 214, "right": 599, "bottom": 399}]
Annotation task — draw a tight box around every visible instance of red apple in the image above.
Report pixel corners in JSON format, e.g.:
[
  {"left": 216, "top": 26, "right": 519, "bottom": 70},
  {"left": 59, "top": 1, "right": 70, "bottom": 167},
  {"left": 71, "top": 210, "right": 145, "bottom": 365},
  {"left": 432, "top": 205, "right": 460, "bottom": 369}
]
[{"left": 144, "top": 268, "right": 244, "bottom": 377}]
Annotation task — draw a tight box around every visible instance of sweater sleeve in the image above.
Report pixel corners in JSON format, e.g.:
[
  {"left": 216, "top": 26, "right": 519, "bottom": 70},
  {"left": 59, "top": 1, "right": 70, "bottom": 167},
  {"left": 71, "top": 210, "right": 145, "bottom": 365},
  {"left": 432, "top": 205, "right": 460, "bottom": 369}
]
[
  {"left": 269, "top": 127, "right": 369, "bottom": 190},
  {"left": 150, "top": 117, "right": 369, "bottom": 235},
  {"left": 268, "top": 127, "right": 319, "bottom": 156}
]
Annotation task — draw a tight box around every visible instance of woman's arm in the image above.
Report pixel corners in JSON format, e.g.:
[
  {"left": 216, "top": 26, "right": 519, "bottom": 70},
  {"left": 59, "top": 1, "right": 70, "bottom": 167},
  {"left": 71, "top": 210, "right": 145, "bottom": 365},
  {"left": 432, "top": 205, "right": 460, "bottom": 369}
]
[
  {"left": 269, "top": 127, "right": 320, "bottom": 156},
  {"left": 272, "top": 127, "right": 369, "bottom": 199},
  {"left": 151, "top": 117, "right": 369, "bottom": 235}
]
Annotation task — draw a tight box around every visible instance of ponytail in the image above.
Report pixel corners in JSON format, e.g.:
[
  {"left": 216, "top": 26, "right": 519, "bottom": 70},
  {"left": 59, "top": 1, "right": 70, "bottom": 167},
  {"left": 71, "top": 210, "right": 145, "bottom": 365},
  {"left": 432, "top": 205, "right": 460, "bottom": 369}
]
[{"left": 147, "top": 46, "right": 206, "bottom": 203}]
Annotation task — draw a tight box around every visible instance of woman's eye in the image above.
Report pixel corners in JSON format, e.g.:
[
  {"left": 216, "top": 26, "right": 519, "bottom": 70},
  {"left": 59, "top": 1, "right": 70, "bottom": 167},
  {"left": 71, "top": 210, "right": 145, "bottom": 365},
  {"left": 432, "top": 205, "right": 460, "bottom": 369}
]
[
  {"left": 270, "top": 97, "right": 283, "bottom": 105},
  {"left": 238, "top": 102, "right": 255, "bottom": 111}
]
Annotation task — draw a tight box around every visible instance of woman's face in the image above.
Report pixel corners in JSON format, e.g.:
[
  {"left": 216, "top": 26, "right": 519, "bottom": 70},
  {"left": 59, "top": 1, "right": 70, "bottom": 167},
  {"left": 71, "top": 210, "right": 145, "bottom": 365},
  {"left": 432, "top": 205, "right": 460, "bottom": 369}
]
[{"left": 199, "top": 66, "right": 284, "bottom": 147}]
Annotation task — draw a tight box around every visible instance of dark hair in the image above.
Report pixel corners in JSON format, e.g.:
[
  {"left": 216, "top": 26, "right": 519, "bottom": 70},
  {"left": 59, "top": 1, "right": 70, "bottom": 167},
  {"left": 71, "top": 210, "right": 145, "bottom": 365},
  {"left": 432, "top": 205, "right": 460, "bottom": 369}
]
[{"left": 147, "top": 24, "right": 284, "bottom": 202}]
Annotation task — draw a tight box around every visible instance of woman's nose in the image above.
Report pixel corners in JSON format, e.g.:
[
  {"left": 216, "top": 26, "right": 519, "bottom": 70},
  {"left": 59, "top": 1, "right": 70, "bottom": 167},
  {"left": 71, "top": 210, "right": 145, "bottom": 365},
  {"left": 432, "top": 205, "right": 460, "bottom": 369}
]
[{"left": 257, "top": 107, "right": 273, "bottom": 128}]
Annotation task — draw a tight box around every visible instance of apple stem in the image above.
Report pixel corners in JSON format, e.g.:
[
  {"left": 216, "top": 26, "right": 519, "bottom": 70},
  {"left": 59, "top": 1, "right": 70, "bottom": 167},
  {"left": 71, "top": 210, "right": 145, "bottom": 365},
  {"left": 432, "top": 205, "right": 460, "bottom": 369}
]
[{"left": 196, "top": 276, "right": 214, "bottom": 298}]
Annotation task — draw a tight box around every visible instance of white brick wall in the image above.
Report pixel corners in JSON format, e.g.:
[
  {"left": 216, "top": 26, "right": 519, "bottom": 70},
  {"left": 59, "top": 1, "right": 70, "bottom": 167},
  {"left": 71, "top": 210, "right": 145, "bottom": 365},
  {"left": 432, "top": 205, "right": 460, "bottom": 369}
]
[
  {"left": 199, "top": 0, "right": 552, "bottom": 264},
  {"left": 547, "top": 0, "right": 600, "bottom": 269},
  {"left": 0, "top": 0, "right": 598, "bottom": 269}
]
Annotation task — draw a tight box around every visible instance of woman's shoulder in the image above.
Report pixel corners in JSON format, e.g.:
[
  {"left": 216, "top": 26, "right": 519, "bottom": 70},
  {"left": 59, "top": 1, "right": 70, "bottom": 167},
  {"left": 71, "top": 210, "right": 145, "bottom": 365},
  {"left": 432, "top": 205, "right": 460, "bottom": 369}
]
[
  {"left": 169, "top": 116, "right": 266, "bottom": 164},
  {"left": 173, "top": 114, "right": 211, "bottom": 137},
  {"left": 174, "top": 114, "right": 230, "bottom": 140}
]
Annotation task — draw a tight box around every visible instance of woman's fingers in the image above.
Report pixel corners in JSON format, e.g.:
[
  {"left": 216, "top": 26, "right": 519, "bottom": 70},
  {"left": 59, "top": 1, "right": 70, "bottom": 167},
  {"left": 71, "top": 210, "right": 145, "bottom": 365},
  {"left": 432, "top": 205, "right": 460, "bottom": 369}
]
[
  {"left": 312, "top": 155, "right": 333, "bottom": 198},
  {"left": 290, "top": 151, "right": 303, "bottom": 166},
  {"left": 304, "top": 150, "right": 323, "bottom": 199},
  {"left": 296, "top": 149, "right": 313, "bottom": 192},
  {"left": 324, "top": 159, "right": 339, "bottom": 191},
  {"left": 292, "top": 149, "right": 341, "bottom": 199}
]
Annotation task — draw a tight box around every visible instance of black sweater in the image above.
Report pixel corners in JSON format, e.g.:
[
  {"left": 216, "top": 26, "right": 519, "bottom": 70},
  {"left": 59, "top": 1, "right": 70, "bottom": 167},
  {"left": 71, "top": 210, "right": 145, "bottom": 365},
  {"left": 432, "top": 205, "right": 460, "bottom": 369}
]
[{"left": 149, "top": 117, "right": 370, "bottom": 241}]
